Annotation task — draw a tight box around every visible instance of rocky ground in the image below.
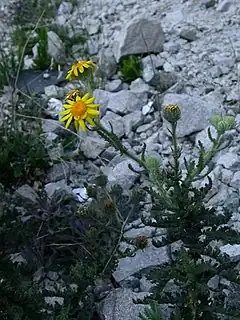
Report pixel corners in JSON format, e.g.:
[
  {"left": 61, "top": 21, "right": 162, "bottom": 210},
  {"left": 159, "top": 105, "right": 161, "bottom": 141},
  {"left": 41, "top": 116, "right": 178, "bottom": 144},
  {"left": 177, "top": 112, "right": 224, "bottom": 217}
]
[{"left": 1, "top": 0, "right": 240, "bottom": 318}]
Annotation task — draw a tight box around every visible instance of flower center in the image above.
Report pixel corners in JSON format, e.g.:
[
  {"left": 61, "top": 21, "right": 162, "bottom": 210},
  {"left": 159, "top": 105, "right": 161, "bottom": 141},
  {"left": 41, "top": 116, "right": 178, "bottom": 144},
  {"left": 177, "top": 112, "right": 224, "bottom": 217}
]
[{"left": 72, "top": 100, "right": 87, "bottom": 118}]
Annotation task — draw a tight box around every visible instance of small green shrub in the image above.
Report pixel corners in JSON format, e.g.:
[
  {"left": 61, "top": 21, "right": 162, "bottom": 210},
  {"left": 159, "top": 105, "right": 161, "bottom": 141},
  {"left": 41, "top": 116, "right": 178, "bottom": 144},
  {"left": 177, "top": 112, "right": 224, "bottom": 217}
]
[
  {"left": 33, "top": 26, "right": 52, "bottom": 70},
  {"left": 0, "top": 127, "right": 50, "bottom": 187},
  {"left": 0, "top": 46, "right": 18, "bottom": 89},
  {"left": 119, "top": 55, "right": 143, "bottom": 82}
]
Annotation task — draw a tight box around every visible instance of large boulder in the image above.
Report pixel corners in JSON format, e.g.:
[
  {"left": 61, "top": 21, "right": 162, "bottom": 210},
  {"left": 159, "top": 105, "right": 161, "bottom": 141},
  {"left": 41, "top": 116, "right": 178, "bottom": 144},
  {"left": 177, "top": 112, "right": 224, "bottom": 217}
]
[{"left": 113, "top": 17, "right": 165, "bottom": 62}]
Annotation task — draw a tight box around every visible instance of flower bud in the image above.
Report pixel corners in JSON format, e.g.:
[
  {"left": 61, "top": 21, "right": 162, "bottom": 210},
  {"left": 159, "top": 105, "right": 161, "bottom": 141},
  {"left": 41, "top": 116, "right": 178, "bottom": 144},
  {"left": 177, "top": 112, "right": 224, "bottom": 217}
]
[{"left": 162, "top": 104, "right": 181, "bottom": 123}]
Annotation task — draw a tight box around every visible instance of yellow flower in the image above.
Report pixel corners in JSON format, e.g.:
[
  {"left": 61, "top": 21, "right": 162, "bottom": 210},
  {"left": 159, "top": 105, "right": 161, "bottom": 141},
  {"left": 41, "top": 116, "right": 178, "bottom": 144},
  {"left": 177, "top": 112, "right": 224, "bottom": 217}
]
[
  {"left": 65, "top": 89, "right": 80, "bottom": 101},
  {"left": 59, "top": 93, "right": 100, "bottom": 132},
  {"left": 65, "top": 60, "right": 96, "bottom": 80}
]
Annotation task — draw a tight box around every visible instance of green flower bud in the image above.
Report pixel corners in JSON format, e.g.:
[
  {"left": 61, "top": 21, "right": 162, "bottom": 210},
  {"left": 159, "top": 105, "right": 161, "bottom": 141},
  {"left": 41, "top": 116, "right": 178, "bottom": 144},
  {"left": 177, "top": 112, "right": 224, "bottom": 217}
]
[
  {"left": 210, "top": 114, "right": 236, "bottom": 134},
  {"left": 222, "top": 115, "right": 236, "bottom": 131},
  {"left": 162, "top": 104, "right": 181, "bottom": 123}
]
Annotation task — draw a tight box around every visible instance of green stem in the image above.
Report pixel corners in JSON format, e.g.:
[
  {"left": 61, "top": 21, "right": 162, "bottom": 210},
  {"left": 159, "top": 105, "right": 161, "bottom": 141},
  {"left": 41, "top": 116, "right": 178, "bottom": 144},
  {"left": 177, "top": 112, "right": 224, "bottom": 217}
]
[
  {"left": 171, "top": 122, "right": 180, "bottom": 184},
  {"left": 96, "top": 122, "right": 148, "bottom": 170}
]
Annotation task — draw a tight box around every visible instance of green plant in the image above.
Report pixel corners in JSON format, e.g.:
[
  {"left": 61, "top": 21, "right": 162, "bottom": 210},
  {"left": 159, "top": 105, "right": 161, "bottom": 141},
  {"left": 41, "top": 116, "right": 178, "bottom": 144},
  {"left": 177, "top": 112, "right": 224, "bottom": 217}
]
[
  {"left": 0, "top": 45, "right": 18, "bottom": 89},
  {"left": 33, "top": 26, "right": 52, "bottom": 70},
  {"left": 119, "top": 55, "right": 143, "bottom": 82},
  {"left": 0, "top": 127, "right": 50, "bottom": 187},
  {"left": 139, "top": 301, "right": 163, "bottom": 320}
]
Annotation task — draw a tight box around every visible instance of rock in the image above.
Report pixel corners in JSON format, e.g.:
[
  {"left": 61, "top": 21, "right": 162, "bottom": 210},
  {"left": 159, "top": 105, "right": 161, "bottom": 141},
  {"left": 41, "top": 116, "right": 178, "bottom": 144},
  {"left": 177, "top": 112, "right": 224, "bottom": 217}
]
[
  {"left": 220, "top": 168, "right": 234, "bottom": 185},
  {"left": 179, "top": 28, "right": 197, "bottom": 42},
  {"left": 142, "top": 101, "right": 154, "bottom": 116},
  {"left": 46, "top": 98, "right": 63, "bottom": 119},
  {"left": 216, "top": 152, "right": 240, "bottom": 170},
  {"left": 106, "top": 79, "right": 123, "bottom": 92},
  {"left": 96, "top": 48, "right": 118, "bottom": 79},
  {"left": 45, "top": 297, "right": 64, "bottom": 308},
  {"left": 72, "top": 187, "right": 89, "bottom": 203},
  {"left": 202, "top": 0, "right": 216, "bottom": 8},
  {"left": 94, "top": 89, "right": 111, "bottom": 117},
  {"left": 46, "top": 162, "right": 72, "bottom": 183},
  {"left": 44, "top": 85, "right": 65, "bottom": 99},
  {"left": 139, "top": 276, "right": 156, "bottom": 292},
  {"left": 44, "top": 180, "right": 74, "bottom": 199},
  {"left": 101, "top": 111, "right": 125, "bottom": 137},
  {"left": 220, "top": 244, "right": 240, "bottom": 262},
  {"left": 113, "top": 17, "right": 165, "bottom": 62},
  {"left": 195, "top": 125, "right": 218, "bottom": 151},
  {"left": 146, "top": 71, "right": 177, "bottom": 93},
  {"left": 123, "top": 110, "right": 143, "bottom": 135},
  {"left": 103, "top": 159, "right": 140, "bottom": 190},
  {"left": 15, "top": 184, "right": 39, "bottom": 205},
  {"left": 56, "top": 1, "right": 73, "bottom": 25},
  {"left": 106, "top": 90, "right": 148, "bottom": 115},
  {"left": 207, "top": 275, "right": 220, "bottom": 290},
  {"left": 47, "top": 31, "right": 65, "bottom": 63},
  {"left": 113, "top": 242, "right": 170, "bottom": 282},
  {"left": 230, "top": 171, "right": 240, "bottom": 189},
  {"left": 80, "top": 135, "right": 107, "bottom": 159},
  {"left": 216, "top": 0, "right": 232, "bottom": 12},
  {"left": 130, "top": 78, "right": 153, "bottom": 96},
  {"left": 119, "top": 276, "right": 140, "bottom": 290},
  {"left": 124, "top": 226, "right": 166, "bottom": 239},
  {"left": 99, "top": 288, "right": 150, "bottom": 320},
  {"left": 163, "top": 41, "right": 180, "bottom": 54},
  {"left": 162, "top": 93, "right": 222, "bottom": 137}
]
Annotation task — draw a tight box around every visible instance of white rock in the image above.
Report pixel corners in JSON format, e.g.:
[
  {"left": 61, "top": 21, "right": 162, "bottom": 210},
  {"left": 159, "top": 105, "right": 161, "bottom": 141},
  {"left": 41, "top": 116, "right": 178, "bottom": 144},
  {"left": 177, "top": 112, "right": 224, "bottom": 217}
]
[{"left": 220, "top": 244, "right": 240, "bottom": 262}]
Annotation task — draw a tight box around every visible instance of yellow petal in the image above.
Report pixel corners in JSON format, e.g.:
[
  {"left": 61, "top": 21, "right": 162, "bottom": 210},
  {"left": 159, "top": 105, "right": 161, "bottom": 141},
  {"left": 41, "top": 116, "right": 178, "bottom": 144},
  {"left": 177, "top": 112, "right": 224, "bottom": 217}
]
[
  {"left": 79, "top": 65, "right": 84, "bottom": 73},
  {"left": 65, "top": 71, "right": 72, "bottom": 80},
  {"left": 65, "top": 115, "right": 73, "bottom": 129},
  {"left": 82, "top": 93, "right": 90, "bottom": 102},
  {"left": 86, "top": 116, "right": 95, "bottom": 126},
  {"left": 87, "top": 109, "right": 99, "bottom": 116},
  {"left": 73, "top": 67, "right": 78, "bottom": 77},
  {"left": 79, "top": 119, "right": 86, "bottom": 132},
  {"left": 74, "top": 120, "right": 79, "bottom": 131},
  {"left": 60, "top": 114, "right": 71, "bottom": 122},
  {"left": 59, "top": 109, "right": 71, "bottom": 116},
  {"left": 85, "top": 97, "right": 95, "bottom": 104},
  {"left": 81, "top": 111, "right": 88, "bottom": 119},
  {"left": 87, "top": 103, "right": 100, "bottom": 108}
]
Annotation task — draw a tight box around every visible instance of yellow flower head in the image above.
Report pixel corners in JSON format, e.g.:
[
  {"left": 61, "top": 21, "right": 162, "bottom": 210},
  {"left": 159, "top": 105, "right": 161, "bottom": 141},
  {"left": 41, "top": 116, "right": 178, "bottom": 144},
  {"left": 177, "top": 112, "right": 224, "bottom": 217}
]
[
  {"left": 162, "top": 104, "right": 181, "bottom": 123},
  {"left": 65, "top": 60, "right": 96, "bottom": 80},
  {"left": 59, "top": 92, "right": 100, "bottom": 132},
  {"left": 65, "top": 89, "right": 80, "bottom": 101}
]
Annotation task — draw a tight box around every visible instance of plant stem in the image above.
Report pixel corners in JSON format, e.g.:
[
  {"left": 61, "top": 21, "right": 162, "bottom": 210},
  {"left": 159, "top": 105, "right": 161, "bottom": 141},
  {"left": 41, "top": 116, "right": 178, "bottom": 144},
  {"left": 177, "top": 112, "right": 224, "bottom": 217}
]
[{"left": 171, "top": 122, "right": 180, "bottom": 184}]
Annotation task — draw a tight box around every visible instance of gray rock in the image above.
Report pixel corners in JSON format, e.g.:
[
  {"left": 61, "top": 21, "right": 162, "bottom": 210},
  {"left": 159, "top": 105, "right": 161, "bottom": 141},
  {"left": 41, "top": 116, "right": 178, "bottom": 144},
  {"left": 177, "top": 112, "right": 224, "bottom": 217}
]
[
  {"left": 106, "top": 79, "right": 123, "bottom": 92},
  {"left": 44, "top": 85, "right": 65, "bottom": 99},
  {"left": 96, "top": 48, "right": 118, "bottom": 79},
  {"left": 220, "top": 168, "right": 234, "bottom": 185},
  {"left": 136, "top": 122, "right": 156, "bottom": 134},
  {"left": 147, "top": 71, "right": 177, "bottom": 93},
  {"left": 72, "top": 187, "right": 89, "bottom": 203},
  {"left": 103, "top": 159, "right": 140, "bottom": 190},
  {"left": 46, "top": 98, "right": 63, "bottom": 119},
  {"left": 124, "top": 226, "right": 166, "bottom": 239},
  {"left": 45, "top": 297, "right": 64, "bottom": 308},
  {"left": 99, "top": 288, "right": 150, "bottom": 320},
  {"left": 140, "top": 276, "right": 156, "bottom": 292},
  {"left": 195, "top": 125, "right": 218, "bottom": 151},
  {"left": 142, "top": 101, "right": 154, "bottom": 116},
  {"left": 162, "top": 93, "right": 222, "bottom": 137},
  {"left": 130, "top": 78, "right": 153, "bottom": 96},
  {"left": 230, "top": 171, "right": 240, "bottom": 189},
  {"left": 106, "top": 90, "right": 148, "bottom": 115},
  {"left": 142, "top": 54, "right": 164, "bottom": 83},
  {"left": 56, "top": 1, "right": 73, "bottom": 25},
  {"left": 216, "top": 152, "right": 240, "bottom": 170},
  {"left": 101, "top": 111, "right": 125, "bottom": 137},
  {"left": 207, "top": 275, "right": 220, "bottom": 290},
  {"left": 216, "top": 0, "right": 232, "bottom": 12},
  {"left": 119, "top": 276, "right": 140, "bottom": 290},
  {"left": 94, "top": 89, "right": 111, "bottom": 117},
  {"left": 47, "top": 31, "right": 65, "bottom": 63},
  {"left": 113, "top": 242, "right": 171, "bottom": 282},
  {"left": 15, "top": 184, "right": 39, "bottom": 205},
  {"left": 202, "top": 0, "right": 216, "bottom": 8},
  {"left": 44, "top": 180, "right": 74, "bottom": 199},
  {"left": 80, "top": 135, "right": 107, "bottom": 159},
  {"left": 123, "top": 110, "right": 143, "bottom": 135},
  {"left": 179, "top": 28, "right": 197, "bottom": 42},
  {"left": 114, "top": 17, "right": 165, "bottom": 62},
  {"left": 220, "top": 244, "right": 240, "bottom": 262},
  {"left": 163, "top": 41, "right": 180, "bottom": 54},
  {"left": 46, "top": 162, "right": 72, "bottom": 183}
]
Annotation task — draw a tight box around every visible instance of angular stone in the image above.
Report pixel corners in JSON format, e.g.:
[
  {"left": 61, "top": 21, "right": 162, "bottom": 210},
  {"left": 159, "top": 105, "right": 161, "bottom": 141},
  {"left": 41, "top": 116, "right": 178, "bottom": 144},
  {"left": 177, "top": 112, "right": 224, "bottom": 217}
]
[
  {"left": 101, "top": 111, "right": 125, "bottom": 137},
  {"left": 216, "top": 152, "right": 240, "bottom": 170},
  {"left": 220, "top": 244, "right": 240, "bottom": 262},
  {"left": 114, "top": 17, "right": 165, "bottom": 62},
  {"left": 123, "top": 110, "right": 143, "bottom": 135},
  {"left": 15, "top": 184, "right": 39, "bottom": 205},
  {"left": 47, "top": 31, "right": 65, "bottom": 63},
  {"left": 99, "top": 288, "right": 150, "bottom": 320},
  {"left": 113, "top": 242, "right": 170, "bottom": 282},
  {"left": 162, "top": 93, "right": 222, "bottom": 137},
  {"left": 80, "top": 135, "right": 107, "bottom": 159},
  {"left": 106, "top": 90, "right": 148, "bottom": 115}
]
